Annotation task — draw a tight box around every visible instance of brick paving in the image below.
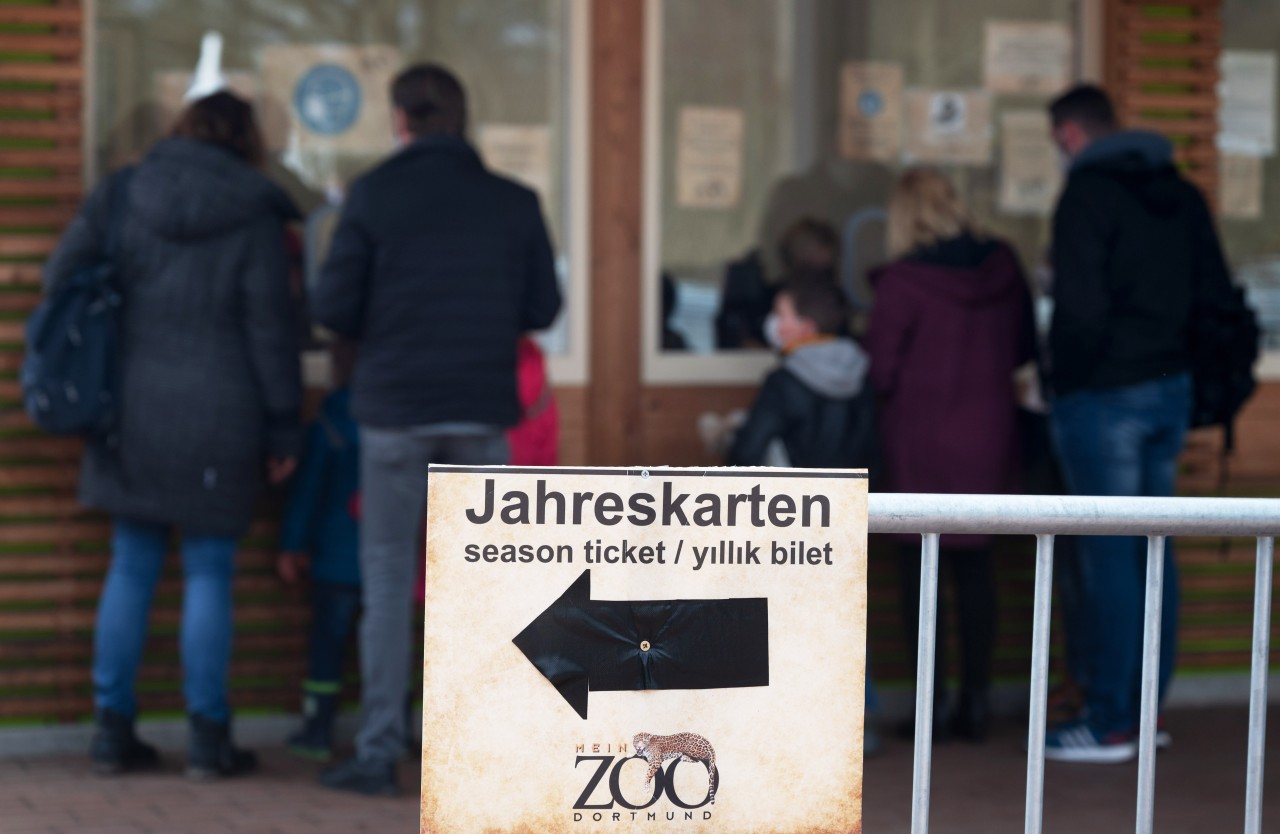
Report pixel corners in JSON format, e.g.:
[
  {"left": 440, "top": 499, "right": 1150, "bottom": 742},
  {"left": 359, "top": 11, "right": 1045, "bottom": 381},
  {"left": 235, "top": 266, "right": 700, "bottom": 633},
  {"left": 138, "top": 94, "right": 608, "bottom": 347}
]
[{"left": 0, "top": 707, "right": 1275, "bottom": 833}]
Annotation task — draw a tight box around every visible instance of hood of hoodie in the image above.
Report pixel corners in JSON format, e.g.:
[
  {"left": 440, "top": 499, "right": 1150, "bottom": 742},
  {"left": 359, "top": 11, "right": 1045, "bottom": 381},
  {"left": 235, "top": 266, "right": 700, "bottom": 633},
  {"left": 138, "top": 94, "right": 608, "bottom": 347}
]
[
  {"left": 783, "top": 338, "right": 868, "bottom": 399},
  {"left": 1070, "top": 130, "right": 1184, "bottom": 217},
  {"left": 872, "top": 236, "right": 1024, "bottom": 308},
  {"left": 127, "top": 138, "right": 300, "bottom": 242}
]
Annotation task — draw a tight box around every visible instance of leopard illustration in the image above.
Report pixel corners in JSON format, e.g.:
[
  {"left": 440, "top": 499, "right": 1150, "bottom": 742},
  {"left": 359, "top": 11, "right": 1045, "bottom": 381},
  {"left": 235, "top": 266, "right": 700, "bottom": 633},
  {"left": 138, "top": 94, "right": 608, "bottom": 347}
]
[{"left": 633, "top": 732, "right": 718, "bottom": 805}]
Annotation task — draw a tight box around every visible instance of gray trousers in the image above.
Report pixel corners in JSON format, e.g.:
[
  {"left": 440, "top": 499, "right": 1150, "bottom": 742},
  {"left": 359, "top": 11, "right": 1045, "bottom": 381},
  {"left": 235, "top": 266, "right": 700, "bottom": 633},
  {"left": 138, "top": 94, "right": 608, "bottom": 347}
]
[{"left": 356, "top": 426, "right": 508, "bottom": 763}]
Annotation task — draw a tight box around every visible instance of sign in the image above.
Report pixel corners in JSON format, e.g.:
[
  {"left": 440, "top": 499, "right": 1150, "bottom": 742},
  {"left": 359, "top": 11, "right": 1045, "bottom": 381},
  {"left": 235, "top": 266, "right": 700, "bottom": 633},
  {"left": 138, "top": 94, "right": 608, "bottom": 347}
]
[
  {"left": 839, "top": 62, "right": 903, "bottom": 162},
  {"left": 1220, "top": 154, "right": 1265, "bottom": 219},
  {"left": 477, "top": 124, "right": 554, "bottom": 207},
  {"left": 998, "top": 110, "right": 1063, "bottom": 215},
  {"left": 675, "top": 106, "right": 745, "bottom": 209},
  {"left": 421, "top": 466, "right": 869, "bottom": 833},
  {"left": 1218, "top": 50, "right": 1277, "bottom": 157},
  {"left": 983, "top": 21, "right": 1073, "bottom": 96},
  {"left": 904, "top": 89, "right": 994, "bottom": 165},
  {"left": 259, "top": 44, "right": 401, "bottom": 153}
]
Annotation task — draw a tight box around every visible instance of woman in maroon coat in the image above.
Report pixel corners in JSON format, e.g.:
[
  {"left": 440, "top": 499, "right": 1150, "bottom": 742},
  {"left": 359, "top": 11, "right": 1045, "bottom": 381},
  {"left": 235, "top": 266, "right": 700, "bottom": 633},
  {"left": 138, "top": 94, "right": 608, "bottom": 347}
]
[{"left": 866, "top": 167, "right": 1035, "bottom": 742}]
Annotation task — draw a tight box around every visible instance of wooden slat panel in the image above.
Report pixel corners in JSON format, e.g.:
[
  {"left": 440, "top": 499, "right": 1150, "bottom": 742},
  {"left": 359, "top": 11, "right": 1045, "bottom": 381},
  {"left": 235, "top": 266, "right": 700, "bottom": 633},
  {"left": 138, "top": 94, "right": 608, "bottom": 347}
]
[
  {"left": 0, "top": 5, "right": 83, "bottom": 25},
  {"left": 1116, "top": 66, "right": 1220, "bottom": 86},
  {"left": 0, "top": 205, "right": 78, "bottom": 227},
  {"left": 0, "top": 521, "right": 112, "bottom": 544},
  {"left": 0, "top": 604, "right": 308, "bottom": 632},
  {"left": 0, "top": 64, "right": 83, "bottom": 84},
  {"left": 0, "top": 263, "right": 42, "bottom": 285},
  {"left": 0, "top": 293, "right": 41, "bottom": 314},
  {"left": 0, "top": 436, "right": 82, "bottom": 461},
  {"left": 0, "top": 233, "right": 59, "bottom": 257},
  {"left": 0, "top": 632, "right": 306, "bottom": 662},
  {"left": 0, "top": 34, "right": 82, "bottom": 56},
  {"left": 0, "top": 91, "right": 82, "bottom": 111},
  {"left": 1121, "top": 93, "right": 1219, "bottom": 113},
  {"left": 0, "top": 573, "right": 284, "bottom": 603},
  {"left": 1118, "top": 17, "right": 1221, "bottom": 36},
  {"left": 0, "top": 659, "right": 306, "bottom": 689},
  {"left": 0, "top": 321, "right": 29, "bottom": 341},
  {"left": 1118, "top": 42, "right": 1219, "bottom": 63},
  {"left": 1126, "top": 118, "right": 1218, "bottom": 136},
  {"left": 0, "top": 465, "right": 79, "bottom": 488},
  {"left": 0, "top": 179, "right": 81, "bottom": 199}
]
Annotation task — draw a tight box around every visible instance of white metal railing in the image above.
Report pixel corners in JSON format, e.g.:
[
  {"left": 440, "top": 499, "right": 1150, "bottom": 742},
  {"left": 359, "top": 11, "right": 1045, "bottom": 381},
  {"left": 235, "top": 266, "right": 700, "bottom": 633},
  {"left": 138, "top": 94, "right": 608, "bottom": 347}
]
[{"left": 866, "top": 493, "right": 1280, "bottom": 834}]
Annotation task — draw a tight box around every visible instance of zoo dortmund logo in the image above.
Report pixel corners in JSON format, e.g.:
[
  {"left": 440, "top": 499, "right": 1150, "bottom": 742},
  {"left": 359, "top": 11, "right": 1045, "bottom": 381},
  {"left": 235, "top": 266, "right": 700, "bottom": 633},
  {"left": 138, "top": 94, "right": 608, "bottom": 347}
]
[
  {"left": 293, "top": 63, "right": 361, "bottom": 135},
  {"left": 574, "top": 731, "right": 718, "bottom": 817}
]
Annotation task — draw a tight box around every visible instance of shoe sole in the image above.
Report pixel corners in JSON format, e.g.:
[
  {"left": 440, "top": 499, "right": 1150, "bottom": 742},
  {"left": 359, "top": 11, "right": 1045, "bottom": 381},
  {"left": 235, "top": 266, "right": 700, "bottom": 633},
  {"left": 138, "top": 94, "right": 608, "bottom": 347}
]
[{"left": 1044, "top": 744, "right": 1137, "bottom": 764}]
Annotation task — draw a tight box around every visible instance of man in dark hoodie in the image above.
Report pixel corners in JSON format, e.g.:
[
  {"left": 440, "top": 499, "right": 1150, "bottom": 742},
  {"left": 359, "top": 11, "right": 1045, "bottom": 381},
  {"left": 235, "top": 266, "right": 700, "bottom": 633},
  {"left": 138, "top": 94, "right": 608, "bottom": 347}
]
[{"left": 1043, "top": 85, "right": 1226, "bottom": 763}]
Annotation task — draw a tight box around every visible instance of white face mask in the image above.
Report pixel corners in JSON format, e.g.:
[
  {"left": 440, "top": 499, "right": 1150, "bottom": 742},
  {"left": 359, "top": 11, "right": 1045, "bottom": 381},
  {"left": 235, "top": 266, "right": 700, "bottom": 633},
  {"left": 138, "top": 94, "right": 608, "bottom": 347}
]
[{"left": 763, "top": 313, "right": 784, "bottom": 350}]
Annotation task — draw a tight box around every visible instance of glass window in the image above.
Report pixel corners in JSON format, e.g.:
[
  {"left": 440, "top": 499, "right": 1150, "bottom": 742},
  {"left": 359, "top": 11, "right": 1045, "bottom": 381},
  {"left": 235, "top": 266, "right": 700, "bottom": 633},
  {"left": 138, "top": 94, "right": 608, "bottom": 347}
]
[
  {"left": 93, "top": 0, "right": 587, "bottom": 375},
  {"left": 646, "top": 0, "right": 1074, "bottom": 382}
]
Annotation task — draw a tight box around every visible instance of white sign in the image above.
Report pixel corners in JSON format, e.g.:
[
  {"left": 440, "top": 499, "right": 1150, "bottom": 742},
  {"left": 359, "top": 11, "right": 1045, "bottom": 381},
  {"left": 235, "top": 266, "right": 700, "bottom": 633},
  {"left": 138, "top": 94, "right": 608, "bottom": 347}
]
[
  {"left": 839, "top": 62, "right": 904, "bottom": 162},
  {"left": 999, "top": 110, "right": 1063, "bottom": 215},
  {"left": 676, "top": 107, "right": 745, "bottom": 209},
  {"left": 984, "top": 21, "right": 1073, "bottom": 96},
  {"left": 259, "top": 44, "right": 401, "bottom": 154},
  {"left": 421, "top": 466, "right": 869, "bottom": 833},
  {"left": 1218, "top": 50, "right": 1277, "bottom": 157},
  {"left": 904, "top": 90, "right": 994, "bottom": 165},
  {"left": 477, "top": 124, "right": 554, "bottom": 207},
  {"left": 1220, "top": 154, "right": 1264, "bottom": 219}
]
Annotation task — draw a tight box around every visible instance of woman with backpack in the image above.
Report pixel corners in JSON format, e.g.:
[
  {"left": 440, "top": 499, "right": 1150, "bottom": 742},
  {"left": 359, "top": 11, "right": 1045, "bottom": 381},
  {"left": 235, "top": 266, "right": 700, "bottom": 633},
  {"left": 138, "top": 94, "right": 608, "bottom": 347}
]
[{"left": 42, "top": 92, "right": 302, "bottom": 779}]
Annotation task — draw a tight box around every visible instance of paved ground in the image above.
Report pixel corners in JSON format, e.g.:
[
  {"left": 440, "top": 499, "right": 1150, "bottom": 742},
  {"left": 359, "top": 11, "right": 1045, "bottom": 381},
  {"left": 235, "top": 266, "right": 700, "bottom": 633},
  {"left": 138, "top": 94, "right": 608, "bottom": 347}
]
[{"left": 1, "top": 707, "right": 1275, "bottom": 833}]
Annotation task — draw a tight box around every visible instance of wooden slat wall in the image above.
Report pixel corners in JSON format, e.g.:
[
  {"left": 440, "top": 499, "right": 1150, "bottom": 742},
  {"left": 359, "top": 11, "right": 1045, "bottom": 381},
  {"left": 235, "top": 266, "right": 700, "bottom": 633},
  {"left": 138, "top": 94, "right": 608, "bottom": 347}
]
[{"left": 1105, "top": 0, "right": 1222, "bottom": 200}]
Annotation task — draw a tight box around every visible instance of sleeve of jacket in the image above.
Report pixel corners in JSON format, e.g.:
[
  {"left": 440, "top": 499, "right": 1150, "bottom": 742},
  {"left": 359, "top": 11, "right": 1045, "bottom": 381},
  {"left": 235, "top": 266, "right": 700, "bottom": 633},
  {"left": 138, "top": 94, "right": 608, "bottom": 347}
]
[
  {"left": 241, "top": 215, "right": 304, "bottom": 458},
  {"left": 313, "top": 180, "right": 374, "bottom": 338},
  {"left": 864, "top": 270, "right": 917, "bottom": 398},
  {"left": 1049, "top": 177, "right": 1112, "bottom": 391},
  {"left": 42, "top": 174, "right": 115, "bottom": 293},
  {"left": 278, "top": 419, "right": 332, "bottom": 553},
  {"left": 728, "top": 371, "right": 793, "bottom": 466},
  {"left": 520, "top": 193, "right": 563, "bottom": 332}
]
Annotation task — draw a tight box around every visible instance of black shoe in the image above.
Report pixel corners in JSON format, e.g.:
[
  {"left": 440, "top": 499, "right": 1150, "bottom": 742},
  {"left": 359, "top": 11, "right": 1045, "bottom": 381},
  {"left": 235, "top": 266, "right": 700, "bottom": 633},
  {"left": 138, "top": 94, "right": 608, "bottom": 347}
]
[
  {"left": 320, "top": 756, "right": 400, "bottom": 797},
  {"left": 288, "top": 691, "right": 338, "bottom": 762},
  {"left": 951, "top": 691, "right": 990, "bottom": 743},
  {"left": 894, "top": 700, "right": 954, "bottom": 744},
  {"left": 89, "top": 708, "right": 161, "bottom": 775},
  {"left": 186, "top": 714, "right": 258, "bottom": 781}
]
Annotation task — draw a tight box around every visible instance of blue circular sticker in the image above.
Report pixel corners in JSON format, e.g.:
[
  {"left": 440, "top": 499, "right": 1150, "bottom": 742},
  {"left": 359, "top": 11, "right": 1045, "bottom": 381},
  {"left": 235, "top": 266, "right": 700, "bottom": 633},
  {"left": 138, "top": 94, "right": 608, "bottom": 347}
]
[
  {"left": 857, "top": 90, "right": 884, "bottom": 117},
  {"left": 294, "top": 63, "right": 362, "bottom": 135}
]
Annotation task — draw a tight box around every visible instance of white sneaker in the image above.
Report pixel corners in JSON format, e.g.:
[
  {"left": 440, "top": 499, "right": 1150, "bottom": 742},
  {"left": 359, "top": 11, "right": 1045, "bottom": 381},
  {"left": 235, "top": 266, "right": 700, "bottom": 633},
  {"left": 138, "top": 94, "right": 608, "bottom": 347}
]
[{"left": 1044, "top": 722, "right": 1137, "bottom": 764}]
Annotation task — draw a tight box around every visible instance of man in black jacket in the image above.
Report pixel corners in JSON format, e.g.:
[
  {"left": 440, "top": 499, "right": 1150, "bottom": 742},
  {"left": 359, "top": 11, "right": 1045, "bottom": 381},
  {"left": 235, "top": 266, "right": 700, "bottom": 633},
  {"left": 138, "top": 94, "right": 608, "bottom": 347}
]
[
  {"left": 313, "top": 64, "right": 561, "bottom": 794},
  {"left": 1042, "top": 85, "right": 1228, "bottom": 764}
]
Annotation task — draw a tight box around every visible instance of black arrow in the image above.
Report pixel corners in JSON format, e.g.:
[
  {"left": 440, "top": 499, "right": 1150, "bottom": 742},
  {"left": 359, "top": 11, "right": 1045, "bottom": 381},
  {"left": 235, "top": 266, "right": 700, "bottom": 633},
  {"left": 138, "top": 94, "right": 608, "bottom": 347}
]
[{"left": 513, "top": 569, "right": 769, "bottom": 719}]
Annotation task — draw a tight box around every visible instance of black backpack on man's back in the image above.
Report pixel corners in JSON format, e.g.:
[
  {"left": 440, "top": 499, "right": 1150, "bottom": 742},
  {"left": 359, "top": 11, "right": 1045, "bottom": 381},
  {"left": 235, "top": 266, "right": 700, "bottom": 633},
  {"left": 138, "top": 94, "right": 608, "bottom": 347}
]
[
  {"left": 1188, "top": 283, "right": 1259, "bottom": 452},
  {"left": 21, "top": 169, "right": 133, "bottom": 437}
]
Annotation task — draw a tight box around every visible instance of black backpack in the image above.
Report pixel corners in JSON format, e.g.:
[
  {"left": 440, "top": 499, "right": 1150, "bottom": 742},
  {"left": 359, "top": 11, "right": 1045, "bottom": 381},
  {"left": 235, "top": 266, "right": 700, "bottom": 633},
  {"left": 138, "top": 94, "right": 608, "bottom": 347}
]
[
  {"left": 21, "top": 170, "right": 133, "bottom": 437},
  {"left": 1188, "top": 282, "right": 1259, "bottom": 453}
]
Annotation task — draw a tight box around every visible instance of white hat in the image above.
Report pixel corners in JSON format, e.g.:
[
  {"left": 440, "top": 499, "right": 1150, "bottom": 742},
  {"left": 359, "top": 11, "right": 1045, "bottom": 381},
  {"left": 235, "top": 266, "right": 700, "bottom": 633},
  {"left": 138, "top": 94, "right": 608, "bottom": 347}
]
[{"left": 184, "top": 31, "right": 227, "bottom": 102}]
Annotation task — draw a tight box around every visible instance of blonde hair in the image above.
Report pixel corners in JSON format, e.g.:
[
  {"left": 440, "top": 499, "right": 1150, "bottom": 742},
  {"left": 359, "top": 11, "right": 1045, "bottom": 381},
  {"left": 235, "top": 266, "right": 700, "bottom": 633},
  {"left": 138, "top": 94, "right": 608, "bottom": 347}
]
[{"left": 886, "top": 167, "right": 973, "bottom": 259}]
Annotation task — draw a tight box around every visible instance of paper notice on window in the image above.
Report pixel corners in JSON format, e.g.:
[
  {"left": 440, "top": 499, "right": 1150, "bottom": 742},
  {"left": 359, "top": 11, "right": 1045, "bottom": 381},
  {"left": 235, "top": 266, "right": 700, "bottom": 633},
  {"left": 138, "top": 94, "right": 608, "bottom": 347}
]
[
  {"left": 259, "top": 44, "right": 401, "bottom": 154},
  {"left": 983, "top": 22, "right": 1073, "bottom": 96},
  {"left": 676, "top": 106, "right": 744, "bottom": 209},
  {"left": 998, "top": 110, "right": 1063, "bottom": 215},
  {"left": 904, "top": 90, "right": 994, "bottom": 165},
  {"left": 1218, "top": 50, "right": 1277, "bottom": 157},
  {"left": 1220, "top": 154, "right": 1265, "bottom": 219},
  {"left": 478, "top": 124, "right": 553, "bottom": 207},
  {"left": 838, "top": 62, "right": 903, "bottom": 162}
]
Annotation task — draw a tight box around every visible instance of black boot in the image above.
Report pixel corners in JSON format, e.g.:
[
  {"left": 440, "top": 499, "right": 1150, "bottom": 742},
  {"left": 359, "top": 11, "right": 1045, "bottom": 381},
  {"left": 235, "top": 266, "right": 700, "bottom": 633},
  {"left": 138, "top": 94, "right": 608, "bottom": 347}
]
[
  {"left": 320, "top": 756, "right": 400, "bottom": 797},
  {"left": 90, "top": 708, "right": 160, "bottom": 775},
  {"left": 288, "top": 691, "right": 338, "bottom": 762},
  {"left": 186, "top": 714, "right": 258, "bottom": 781}
]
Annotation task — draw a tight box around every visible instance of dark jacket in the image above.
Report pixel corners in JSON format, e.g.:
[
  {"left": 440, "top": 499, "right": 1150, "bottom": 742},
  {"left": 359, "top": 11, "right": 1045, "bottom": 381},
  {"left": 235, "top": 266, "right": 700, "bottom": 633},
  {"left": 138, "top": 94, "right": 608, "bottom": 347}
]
[
  {"left": 867, "top": 235, "right": 1034, "bottom": 501},
  {"left": 729, "top": 338, "right": 875, "bottom": 469},
  {"left": 43, "top": 138, "right": 303, "bottom": 536},
  {"left": 312, "top": 135, "right": 563, "bottom": 429},
  {"left": 1049, "top": 130, "right": 1218, "bottom": 396},
  {"left": 279, "top": 388, "right": 360, "bottom": 586}
]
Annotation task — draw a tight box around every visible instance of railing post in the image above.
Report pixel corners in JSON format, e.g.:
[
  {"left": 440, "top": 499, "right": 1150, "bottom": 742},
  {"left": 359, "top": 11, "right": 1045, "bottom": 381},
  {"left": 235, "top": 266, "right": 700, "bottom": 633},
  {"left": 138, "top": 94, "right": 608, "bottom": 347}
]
[
  {"left": 910, "top": 532, "right": 941, "bottom": 834},
  {"left": 1135, "top": 535, "right": 1166, "bottom": 834},
  {"left": 1024, "top": 534, "right": 1055, "bottom": 834},
  {"left": 1244, "top": 536, "right": 1274, "bottom": 834}
]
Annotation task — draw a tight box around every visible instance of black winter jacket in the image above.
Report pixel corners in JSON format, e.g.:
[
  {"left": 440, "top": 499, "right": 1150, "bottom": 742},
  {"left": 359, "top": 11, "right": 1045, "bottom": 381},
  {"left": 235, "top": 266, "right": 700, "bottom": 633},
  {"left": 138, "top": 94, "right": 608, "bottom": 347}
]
[
  {"left": 729, "top": 339, "right": 875, "bottom": 470},
  {"left": 1049, "top": 130, "right": 1229, "bottom": 396},
  {"left": 313, "top": 136, "right": 563, "bottom": 429},
  {"left": 43, "top": 138, "right": 303, "bottom": 536}
]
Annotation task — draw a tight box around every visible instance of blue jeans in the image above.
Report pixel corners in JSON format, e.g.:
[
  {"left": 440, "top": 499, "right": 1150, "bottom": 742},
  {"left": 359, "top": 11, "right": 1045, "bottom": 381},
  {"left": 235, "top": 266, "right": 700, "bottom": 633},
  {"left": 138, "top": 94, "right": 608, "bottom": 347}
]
[
  {"left": 305, "top": 582, "right": 361, "bottom": 689},
  {"left": 92, "top": 518, "right": 238, "bottom": 721},
  {"left": 1050, "top": 373, "right": 1191, "bottom": 735}
]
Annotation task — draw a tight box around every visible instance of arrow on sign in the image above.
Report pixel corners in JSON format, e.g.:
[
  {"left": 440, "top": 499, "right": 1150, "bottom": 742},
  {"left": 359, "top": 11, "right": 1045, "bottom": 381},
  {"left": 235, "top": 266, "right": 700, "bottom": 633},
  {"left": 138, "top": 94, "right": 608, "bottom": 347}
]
[{"left": 513, "top": 569, "right": 769, "bottom": 719}]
